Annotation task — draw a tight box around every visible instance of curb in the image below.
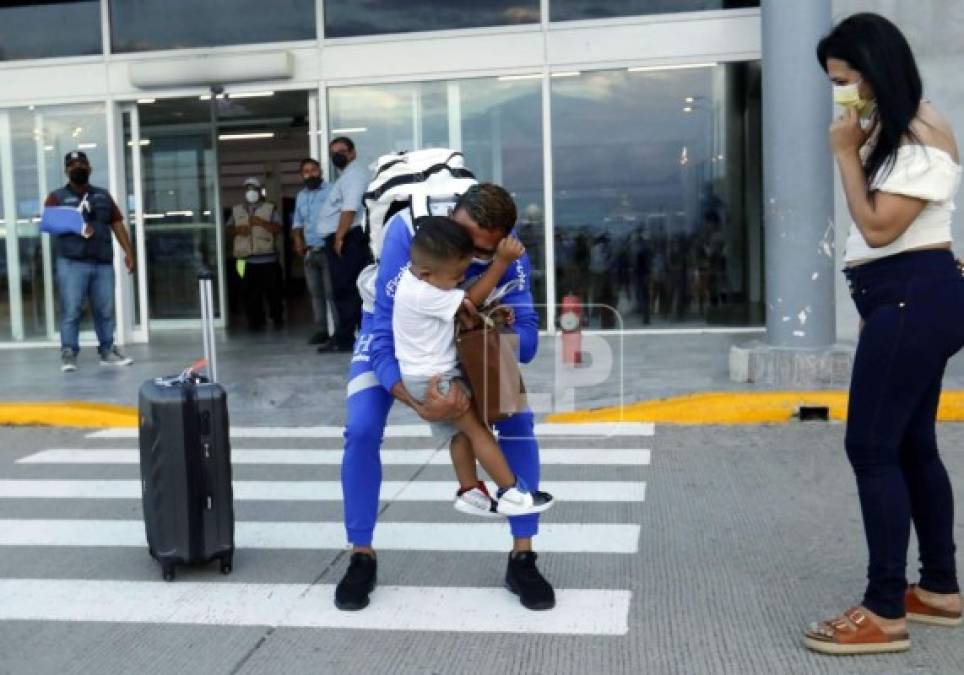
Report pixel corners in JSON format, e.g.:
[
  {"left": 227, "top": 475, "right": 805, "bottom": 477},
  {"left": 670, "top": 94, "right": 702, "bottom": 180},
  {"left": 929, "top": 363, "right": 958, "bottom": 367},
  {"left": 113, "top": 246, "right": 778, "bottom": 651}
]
[
  {"left": 545, "top": 391, "right": 964, "bottom": 425},
  {"left": 0, "top": 402, "right": 137, "bottom": 429}
]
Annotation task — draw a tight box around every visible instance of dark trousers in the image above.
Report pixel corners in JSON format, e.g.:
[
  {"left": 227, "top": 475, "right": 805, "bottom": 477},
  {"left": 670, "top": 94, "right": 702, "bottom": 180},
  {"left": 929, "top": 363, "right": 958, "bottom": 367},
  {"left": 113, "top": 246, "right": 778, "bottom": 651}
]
[
  {"left": 242, "top": 260, "right": 284, "bottom": 329},
  {"left": 325, "top": 227, "right": 371, "bottom": 349},
  {"left": 844, "top": 250, "right": 964, "bottom": 618}
]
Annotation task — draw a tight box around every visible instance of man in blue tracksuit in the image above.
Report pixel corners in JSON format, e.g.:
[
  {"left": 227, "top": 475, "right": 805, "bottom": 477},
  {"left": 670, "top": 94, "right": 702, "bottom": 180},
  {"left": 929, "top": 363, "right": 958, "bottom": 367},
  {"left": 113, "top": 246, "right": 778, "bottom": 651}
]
[{"left": 335, "top": 183, "right": 555, "bottom": 612}]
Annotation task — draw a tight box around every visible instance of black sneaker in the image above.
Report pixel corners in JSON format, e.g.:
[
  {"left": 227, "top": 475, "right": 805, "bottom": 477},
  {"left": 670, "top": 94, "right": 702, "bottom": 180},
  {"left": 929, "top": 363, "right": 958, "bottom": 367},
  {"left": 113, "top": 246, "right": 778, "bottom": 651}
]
[
  {"left": 335, "top": 552, "right": 377, "bottom": 611},
  {"left": 506, "top": 551, "right": 556, "bottom": 611},
  {"left": 307, "top": 330, "right": 330, "bottom": 345}
]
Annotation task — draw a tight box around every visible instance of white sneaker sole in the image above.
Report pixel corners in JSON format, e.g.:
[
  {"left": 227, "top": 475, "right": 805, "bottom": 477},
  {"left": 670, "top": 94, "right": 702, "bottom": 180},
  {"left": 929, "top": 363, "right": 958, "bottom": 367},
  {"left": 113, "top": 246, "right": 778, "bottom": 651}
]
[
  {"left": 453, "top": 498, "right": 502, "bottom": 518},
  {"left": 61, "top": 365, "right": 77, "bottom": 373},
  {"left": 496, "top": 498, "right": 555, "bottom": 517},
  {"left": 100, "top": 359, "right": 133, "bottom": 367}
]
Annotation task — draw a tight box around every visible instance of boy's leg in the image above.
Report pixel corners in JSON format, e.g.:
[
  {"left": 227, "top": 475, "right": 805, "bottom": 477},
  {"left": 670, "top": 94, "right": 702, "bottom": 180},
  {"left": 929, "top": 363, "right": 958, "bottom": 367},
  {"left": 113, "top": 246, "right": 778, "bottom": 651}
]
[
  {"left": 453, "top": 409, "right": 515, "bottom": 489},
  {"left": 449, "top": 432, "right": 480, "bottom": 491}
]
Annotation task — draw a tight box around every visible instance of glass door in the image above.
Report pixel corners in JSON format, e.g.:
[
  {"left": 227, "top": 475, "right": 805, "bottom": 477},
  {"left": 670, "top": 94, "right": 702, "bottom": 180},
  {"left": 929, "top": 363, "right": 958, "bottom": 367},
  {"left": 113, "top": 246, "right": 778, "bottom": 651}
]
[{"left": 131, "top": 97, "right": 224, "bottom": 327}]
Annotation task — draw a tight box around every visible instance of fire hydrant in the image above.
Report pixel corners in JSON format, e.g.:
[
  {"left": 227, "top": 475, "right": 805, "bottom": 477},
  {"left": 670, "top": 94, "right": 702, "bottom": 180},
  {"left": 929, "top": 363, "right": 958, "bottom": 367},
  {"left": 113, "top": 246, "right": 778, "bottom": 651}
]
[{"left": 559, "top": 293, "right": 583, "bottom": 366}]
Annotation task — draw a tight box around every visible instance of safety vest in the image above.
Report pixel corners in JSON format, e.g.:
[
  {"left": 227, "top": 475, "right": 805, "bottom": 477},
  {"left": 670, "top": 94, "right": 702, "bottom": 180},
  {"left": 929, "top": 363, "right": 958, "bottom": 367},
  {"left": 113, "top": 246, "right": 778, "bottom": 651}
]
[
  {"left": 232, "top": 202, "right": 277, "bottom": 259},
  {"left": 49, "top": 184, "right": 115, "bottom": 263}
]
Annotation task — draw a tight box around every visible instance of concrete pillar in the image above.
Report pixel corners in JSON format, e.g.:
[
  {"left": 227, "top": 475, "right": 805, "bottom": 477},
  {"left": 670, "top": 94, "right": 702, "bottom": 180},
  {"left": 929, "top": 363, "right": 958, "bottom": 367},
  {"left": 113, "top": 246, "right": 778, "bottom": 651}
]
[
  {"left": 730, "top": 0, "right": 853, "bottom": 385},
  {"left": 762, "top": 0, "right": 835, "bottom": 347}
]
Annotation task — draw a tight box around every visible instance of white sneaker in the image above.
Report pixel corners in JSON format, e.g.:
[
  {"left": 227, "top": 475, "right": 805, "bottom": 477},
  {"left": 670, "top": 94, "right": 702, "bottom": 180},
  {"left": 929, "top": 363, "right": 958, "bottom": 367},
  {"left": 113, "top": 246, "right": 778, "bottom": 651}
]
[
  {"left": 99, "top": 346, "right": 133, "bottom": 367},
  {"left": 454, "top": 483, "right": 501, "bottom": 518},
  {"left": 496, "top": 486, "right": 555, "bottom": 517},
  {"left": 61, "top": 349, "right": 77, "bottom": 373}
]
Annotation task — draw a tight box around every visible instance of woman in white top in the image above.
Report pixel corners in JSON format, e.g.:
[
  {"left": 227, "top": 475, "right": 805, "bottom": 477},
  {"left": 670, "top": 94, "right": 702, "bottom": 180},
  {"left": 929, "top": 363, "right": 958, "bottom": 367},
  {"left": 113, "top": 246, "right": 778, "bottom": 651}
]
[{"left": 804, "top": 13, "right": 964, "bottom": 656}]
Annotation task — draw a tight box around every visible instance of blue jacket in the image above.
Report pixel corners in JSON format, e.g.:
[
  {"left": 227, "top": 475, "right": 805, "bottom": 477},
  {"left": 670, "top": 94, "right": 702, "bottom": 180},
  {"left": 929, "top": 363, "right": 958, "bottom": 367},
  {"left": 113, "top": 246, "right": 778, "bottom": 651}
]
[{"left": 370, "top": 211, "right": 539, "bottom": 393}]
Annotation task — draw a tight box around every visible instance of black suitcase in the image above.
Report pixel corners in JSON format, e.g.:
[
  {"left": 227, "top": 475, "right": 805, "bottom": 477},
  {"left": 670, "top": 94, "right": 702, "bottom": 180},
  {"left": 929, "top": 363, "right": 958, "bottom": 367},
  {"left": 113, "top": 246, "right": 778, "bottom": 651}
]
[{"left": 138, "top": 273, "right": 235, "bottom": 581}]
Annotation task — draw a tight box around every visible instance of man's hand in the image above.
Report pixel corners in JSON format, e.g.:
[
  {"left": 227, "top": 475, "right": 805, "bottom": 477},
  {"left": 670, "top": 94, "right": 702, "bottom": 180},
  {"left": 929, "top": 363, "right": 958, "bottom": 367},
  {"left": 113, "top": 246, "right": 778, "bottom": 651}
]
[
  {"left": 334, "top": 234, "right": 345, "bottom": 257},
  {"left": 294, "top": 239, "right": 307, "bottom": 257},
  {"left": 124, "top": 253, "right": 135, "bottom": 274},
  {"left": 419, "top": 375, "right": 470, "bottom": 421},
  {"left": 495, "top": 237, "right": 525, "bottom": 265}
]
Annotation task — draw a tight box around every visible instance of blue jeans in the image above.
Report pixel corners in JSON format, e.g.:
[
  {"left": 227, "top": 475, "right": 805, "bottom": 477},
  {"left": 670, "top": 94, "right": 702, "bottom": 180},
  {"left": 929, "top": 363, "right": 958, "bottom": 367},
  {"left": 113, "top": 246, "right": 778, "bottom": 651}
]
[
  {"left": 57, "top": 257, "right": 116, "bottom": 355},
  {"left": 844, "top": 250, "right": 964, "bottom": 618}
]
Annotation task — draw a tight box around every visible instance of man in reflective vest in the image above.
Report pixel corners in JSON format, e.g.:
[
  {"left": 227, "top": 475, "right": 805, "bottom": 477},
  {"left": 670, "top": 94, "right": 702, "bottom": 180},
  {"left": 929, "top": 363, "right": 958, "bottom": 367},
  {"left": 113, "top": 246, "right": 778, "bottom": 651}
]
[
  {"left": 45, "top": 150, "right": 135, "bottom": 372},
  {"left": 227, "top": 177, "right": 284, "bottom": 331}
]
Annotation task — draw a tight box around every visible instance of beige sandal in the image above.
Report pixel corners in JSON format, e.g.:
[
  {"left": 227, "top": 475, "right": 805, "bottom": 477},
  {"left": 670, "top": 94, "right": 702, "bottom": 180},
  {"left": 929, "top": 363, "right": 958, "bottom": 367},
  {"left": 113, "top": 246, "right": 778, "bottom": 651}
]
[
  {"left": 804, "top": 607, "right": 910, "bottom": 655},
  {"left": 905, "top": 585, "right": 963, "bottom": 627}
]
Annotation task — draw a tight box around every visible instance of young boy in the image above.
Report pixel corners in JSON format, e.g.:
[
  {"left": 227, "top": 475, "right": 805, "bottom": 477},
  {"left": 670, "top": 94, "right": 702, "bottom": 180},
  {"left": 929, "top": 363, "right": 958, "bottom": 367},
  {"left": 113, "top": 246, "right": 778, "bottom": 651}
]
[{"left": 393, "top": 216, "right": 554, "bottom": 517}]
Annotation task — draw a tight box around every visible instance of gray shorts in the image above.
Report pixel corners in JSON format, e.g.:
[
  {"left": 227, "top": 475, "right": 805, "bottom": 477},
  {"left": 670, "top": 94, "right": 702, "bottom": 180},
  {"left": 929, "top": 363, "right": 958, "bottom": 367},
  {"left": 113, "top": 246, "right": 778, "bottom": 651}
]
[{"left": 402, "top": 370, "right": 470, "bottom": 441}]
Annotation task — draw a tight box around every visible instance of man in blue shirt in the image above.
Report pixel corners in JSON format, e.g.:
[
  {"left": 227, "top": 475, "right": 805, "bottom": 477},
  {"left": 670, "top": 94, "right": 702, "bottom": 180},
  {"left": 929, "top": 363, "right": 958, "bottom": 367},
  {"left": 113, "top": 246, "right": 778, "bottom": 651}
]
[
  {"left": 334, "top": 184, "right": 555, "bottom": 613},
  {"left": 319, "top": 137, "right": 372, "bottom": 352},
  {"left": 292, "top": 158, "right": 334, "bottom": 347}
]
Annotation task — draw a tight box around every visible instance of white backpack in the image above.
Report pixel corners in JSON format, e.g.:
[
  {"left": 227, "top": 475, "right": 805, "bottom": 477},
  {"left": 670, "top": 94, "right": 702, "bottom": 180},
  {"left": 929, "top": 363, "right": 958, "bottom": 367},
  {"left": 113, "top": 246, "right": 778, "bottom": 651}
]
[{"left": 363, "top": 148, "right": 478, "bottom": 262}]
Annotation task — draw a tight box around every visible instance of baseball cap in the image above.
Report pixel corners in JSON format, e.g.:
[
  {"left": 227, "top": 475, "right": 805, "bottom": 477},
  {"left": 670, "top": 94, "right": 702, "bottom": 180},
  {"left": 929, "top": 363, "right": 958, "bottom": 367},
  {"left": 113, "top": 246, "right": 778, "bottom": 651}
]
[
  {"left": 64, "top": 151, "right": 89, "bottom": 168},
  {"left": 242, "top": 177, "right": 262, "bottom": 188}
]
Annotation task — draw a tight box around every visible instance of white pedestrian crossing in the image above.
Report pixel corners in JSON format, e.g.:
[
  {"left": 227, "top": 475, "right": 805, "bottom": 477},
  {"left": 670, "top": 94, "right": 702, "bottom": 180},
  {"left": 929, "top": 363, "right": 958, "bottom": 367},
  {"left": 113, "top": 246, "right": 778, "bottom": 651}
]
[
  {"left": 18, "top": 447, "right": 652, "bottom": 466},
  {"left": 86, "top": 422, "right": 656, "bottom": 440},
  {"left": 0, "top": 479, "right": 647, "bottom": 502},
  {"left": 0, "top": 519, "right": 641, "bottom": 553},
  {"left": 0, "top": 579, "right": 632, "bottom": 636},
  {"left": 0, "top": 423, "right": 653, "bottom": 638}
]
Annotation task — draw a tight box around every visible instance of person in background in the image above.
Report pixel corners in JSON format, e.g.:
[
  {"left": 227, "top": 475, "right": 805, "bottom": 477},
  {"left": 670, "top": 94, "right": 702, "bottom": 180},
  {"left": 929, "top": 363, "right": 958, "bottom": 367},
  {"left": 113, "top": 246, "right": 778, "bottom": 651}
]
[
  {"left": 46, "top": 150, "right": 135, "bottom": 372},
  {"left": 804, "top": 13, "right": 963, "bottom": 656},
  {"left": 227, "top": 177, "right": 284, "bottom": 331},
  {"left": 292, "top": 158, "right": 335, "bottom": 348},
  {"left": 319, "top": 137, "right": 372, "bottom": 352}
]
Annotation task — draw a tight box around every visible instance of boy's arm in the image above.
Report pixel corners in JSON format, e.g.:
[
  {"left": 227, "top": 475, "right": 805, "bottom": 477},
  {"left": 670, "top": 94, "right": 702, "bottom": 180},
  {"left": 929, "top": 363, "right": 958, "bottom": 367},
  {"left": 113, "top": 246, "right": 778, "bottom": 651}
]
[{"left": 465, "top": 237, "right": 525, "bottom": 310}]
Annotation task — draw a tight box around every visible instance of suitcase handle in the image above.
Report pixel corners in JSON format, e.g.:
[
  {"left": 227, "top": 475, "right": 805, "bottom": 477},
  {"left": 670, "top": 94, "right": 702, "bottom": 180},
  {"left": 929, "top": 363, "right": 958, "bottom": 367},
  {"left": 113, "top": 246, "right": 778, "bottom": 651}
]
[{"left": 198, "top": 274, "right": 217, "bottom": 382}]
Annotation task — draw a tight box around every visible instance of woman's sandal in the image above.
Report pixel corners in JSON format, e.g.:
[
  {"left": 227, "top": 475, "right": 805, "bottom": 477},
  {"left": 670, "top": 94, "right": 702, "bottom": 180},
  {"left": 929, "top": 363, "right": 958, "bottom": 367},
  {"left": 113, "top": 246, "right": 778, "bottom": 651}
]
[
  {"left": 905, "top": 585, "right": 963, "bottom": 627},
  {"left": 803, "top": 607, "right": 910, "bottom": 655}
]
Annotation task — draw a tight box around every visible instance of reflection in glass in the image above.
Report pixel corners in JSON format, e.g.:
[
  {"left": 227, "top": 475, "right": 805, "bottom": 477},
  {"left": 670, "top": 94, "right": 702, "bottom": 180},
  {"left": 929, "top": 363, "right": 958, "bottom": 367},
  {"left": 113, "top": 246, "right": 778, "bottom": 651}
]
[
  {"left": 0, "top": 1, "right": 101, "bottom": 61},
  {"left": 110, "top": 0, "right": 315, "bottom": 53},
  {"left": 137, "top": 98, "right": 220, "bottom": 319},
  {"left": 328, "top": 76, "right": 546, "bottom": 324},
  {"left": 0, "top": 104, "right": 109, "bottom": 341},
  {"left": 324, "top": 0, "right": 539, "bottom": 38},
  {"left": 551, "top": 0, "right": 758, "bottom": 22},
  {"left": 551, "top": 63, "right": 763, "bottom": 328}
]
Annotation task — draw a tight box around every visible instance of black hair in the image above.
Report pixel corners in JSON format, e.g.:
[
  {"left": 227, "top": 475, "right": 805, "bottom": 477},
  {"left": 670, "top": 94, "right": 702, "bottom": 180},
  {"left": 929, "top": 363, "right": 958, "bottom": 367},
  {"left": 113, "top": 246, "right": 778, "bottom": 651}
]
[
  {"left": 454, "top": 183, "right": 517, "bottom": 234},
  {"left": 410, "top": 216, "right": 474, "bottom": 266},
  {"left": 817, "top": 12, "right": 923, "bottom": 184},
  {"left": 329, "top": 136, "right": 355, "bottom": 152},
  {"left": 299, "top": 157, "right": 321, "bottom": 171}
]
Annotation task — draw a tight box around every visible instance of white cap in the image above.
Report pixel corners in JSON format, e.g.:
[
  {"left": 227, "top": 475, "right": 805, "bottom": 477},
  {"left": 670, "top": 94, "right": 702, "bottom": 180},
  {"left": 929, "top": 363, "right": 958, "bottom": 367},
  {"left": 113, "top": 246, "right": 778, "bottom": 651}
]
[{"left": 243, "top": 177, "right": 262, "bottom": 188}]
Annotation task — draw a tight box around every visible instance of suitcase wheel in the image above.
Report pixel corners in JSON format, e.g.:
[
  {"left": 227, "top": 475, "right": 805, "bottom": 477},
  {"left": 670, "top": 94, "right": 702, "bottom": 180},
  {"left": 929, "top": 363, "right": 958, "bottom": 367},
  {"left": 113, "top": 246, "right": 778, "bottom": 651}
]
[
  {"left": 220, "top": 558, "right": 233, "bottom": 575},
  {"left": 162, "top": 566, "right": 176, "bottom": 582}
]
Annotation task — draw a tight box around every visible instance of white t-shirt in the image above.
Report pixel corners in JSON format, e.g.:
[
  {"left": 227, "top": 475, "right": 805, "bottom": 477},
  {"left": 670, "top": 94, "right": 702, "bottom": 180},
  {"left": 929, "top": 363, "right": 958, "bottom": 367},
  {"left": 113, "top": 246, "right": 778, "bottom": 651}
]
[{"left": 393, "top": 269, "right": 466, "bottom": 378}]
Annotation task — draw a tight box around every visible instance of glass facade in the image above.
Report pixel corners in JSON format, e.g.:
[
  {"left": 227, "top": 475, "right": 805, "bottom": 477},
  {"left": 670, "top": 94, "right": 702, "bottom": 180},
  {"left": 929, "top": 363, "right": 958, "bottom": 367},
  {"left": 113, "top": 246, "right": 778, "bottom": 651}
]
[
  {"left": 323, "top": 0, "right": 540, "bottom": 39},
  {"left": 551, "top": 63, "right": 762, "bottom": 328},
  {"left": 109, "top": 0, "right": 316, "bottom": 53},
  {"left": 0, "top": 103, "right": 108, "bottom": 340},
  {"left": 551, "top": 0, "right": 759, "bottom": 22},
  {"left": 328, "top": 76, "right": 547, "bottom": 323},
  {"left": 0, "top": 1, "right": 102, "bottom": 61}
]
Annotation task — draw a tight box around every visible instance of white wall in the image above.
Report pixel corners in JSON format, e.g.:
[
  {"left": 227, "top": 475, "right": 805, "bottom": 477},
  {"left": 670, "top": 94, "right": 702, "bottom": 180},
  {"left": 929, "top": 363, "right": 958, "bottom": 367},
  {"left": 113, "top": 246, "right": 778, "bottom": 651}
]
[{"left": 831, "top": 0, "right": 964, "bottom": 343}]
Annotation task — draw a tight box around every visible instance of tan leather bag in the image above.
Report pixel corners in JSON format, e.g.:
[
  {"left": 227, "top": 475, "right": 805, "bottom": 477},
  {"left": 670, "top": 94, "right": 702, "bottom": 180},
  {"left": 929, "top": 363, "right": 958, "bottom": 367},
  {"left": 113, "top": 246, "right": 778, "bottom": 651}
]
[{"left": 456, "top": 317, "right": 526, "bottom": 425}]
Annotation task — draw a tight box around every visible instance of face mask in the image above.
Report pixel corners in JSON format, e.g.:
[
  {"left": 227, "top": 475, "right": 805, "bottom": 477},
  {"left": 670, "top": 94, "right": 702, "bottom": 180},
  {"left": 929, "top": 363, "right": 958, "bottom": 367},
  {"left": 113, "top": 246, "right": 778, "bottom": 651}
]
[
  {"left": 332, "top": 153, "right": 349, "bottom": 170},
  {"left": 245, "top": 189, "right": 260, "bottom": 204},
  {"left": 69, "top": 167, "right": 90, "bottom": 184},
  {"left": 304, "top": 176, "right": 323, "bottom": 190},
  {"left": 833, "top": 80, "right": 874, "bottom": 116}
]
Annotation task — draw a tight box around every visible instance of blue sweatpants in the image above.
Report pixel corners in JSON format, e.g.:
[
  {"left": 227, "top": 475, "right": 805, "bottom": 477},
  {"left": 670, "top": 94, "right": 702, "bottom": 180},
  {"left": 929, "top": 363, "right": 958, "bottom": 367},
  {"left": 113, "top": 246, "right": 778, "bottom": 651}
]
[{"left": 342, "top": 312, "right": 541, "bottom": 546}]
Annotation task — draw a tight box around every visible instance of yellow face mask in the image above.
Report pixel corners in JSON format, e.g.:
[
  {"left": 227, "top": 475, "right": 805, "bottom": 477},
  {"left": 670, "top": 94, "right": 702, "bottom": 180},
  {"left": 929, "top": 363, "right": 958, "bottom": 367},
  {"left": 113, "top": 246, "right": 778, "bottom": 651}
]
[{"left": 833, "top": 80, "right": 874, "bottom": 116}]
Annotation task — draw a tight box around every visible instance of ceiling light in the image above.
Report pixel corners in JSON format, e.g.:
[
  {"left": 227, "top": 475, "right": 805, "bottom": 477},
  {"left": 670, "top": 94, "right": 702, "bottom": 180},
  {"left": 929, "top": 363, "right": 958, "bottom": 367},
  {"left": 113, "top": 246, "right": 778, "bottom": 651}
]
[
  {"left": 137, "top": 98, "right": 156, "bottom": 104},
  {"left": 550, "top": 71, "right": 580, "bottom": 78},
  {"left": 200, "top": 91, "right": 275, "bottom": 100},
  {"left": 497, "top": 73, "right": 542, "bottom": 81},
  {"left": 685, "top": 97, "right": 695, "bottom": 103},
  {"left": 330, "top": 127, "right": 367, "bottom": 134},
  {"left": 683, "top": 106, "right": 693, "bottom": 113},
  {"left": 218, "top": 132, "right": 275, "bottom": 141},
  {"left": 127, "top": 139, "right": 151, "bottom": 147},
  {"left": 628, "top": 62, "right": 718, "bottom": 73},
  {"left": 77, "top": 143, "right": 97, "bottom": 149},
  {"left": 144, "top": 213, "right": 165, "bottom": 220},
  {"left": 165, "top": 210, "right": 194, "bottom": 217}
]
